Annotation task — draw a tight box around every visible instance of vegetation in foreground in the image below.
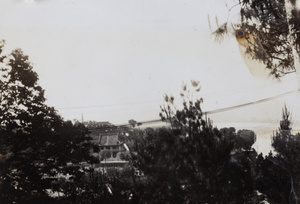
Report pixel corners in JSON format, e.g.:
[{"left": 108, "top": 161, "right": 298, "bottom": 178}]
[{"left": 0, "top": 41, "right": 300, "bottom": 203}]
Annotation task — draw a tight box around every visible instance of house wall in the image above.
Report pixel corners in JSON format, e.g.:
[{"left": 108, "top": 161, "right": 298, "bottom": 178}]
[{"left": 99, "top": 144, "right": 126, "bottom": 161}]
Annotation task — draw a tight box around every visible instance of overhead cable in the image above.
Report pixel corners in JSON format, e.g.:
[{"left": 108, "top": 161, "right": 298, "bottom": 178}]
[
  {"left": 204, "top": 89, "right": 299, "bottom": 114},
  {"left": 88, "top": 89, "right": 299, "bottom": 131}
]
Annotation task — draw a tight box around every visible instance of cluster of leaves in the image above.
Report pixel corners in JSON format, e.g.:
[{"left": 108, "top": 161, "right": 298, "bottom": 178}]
[
  {"left": 53, "top": 167, "right": 135, "bottom": 204},
  {"left": 130, "top": 83, "right": 300, "bottom": 204},
  {"left": 0, "top": 42, "right": 98, "bottom": 203},
  {"left": 230, "top": 104, "right": 300, "bottom": 204},
  {"left": 239, "top": 0, "right": 297, "bottom": 77},
  {"left": 214, "top": 0, "right": 300, "bottom": 78},
  {"left": 132, "top": 82, "right": 259, "bottom": 203},
  {"left": 53, "top": 101, "right": 300, "bottom": 204}
]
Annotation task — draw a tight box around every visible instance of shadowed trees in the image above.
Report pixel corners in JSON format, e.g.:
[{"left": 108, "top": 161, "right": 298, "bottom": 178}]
[
  {"left": 3, "top": 35, "right": 300, "bottom": 203},
  {"left": 0, "top": 42, "right": 97, "bottom": 203},
  {"left": 254, "top": 104, "right": 300, "bottom": 203},
  {"left": 132, "top": 81, "right": 258, "bottom": 203}
]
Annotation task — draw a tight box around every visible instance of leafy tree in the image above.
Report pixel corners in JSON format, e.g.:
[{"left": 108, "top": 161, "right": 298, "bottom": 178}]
[
  {"left": 0, "top": 42, "right": 97, "bottom": 203},
  {"left": 118, "top": 152, "right": 131, "bottom": 161},
  {"left": 213, "top": 1, "right": 300, "bottom": 201},
  {"left": 237, "top": 129, "right": 256, "bottom": 150},
  {"left": 214, "top": 0, "right": 300, "bottom": 78},
  {"left": 133, "top": 81, "right": 258, "bottom": 203},
  {"left": 255, "top": 153, "right": 291, "bottom": 204},
  {"left": 128, "top": 119, "right": 142, "bottom": 128},
  {"left": 100, "top": 149, "right": 111, "bottom": 161},
  {"left": 220, "top": 127, "right": 256, "bottom": 150},
  {"left": 58, "top": 167, "right": 122, "bottom": 204},
  {"left": 133, "top": 127, "right": 185, "bottom": 203}
]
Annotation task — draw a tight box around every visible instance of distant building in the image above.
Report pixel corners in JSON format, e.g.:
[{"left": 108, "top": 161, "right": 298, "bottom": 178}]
[
  {"left": 83, "top": 121, "right": 113, "bottom": 129},
  {"left": 97, "top": 132, "right": 129, "bottom": 168}
]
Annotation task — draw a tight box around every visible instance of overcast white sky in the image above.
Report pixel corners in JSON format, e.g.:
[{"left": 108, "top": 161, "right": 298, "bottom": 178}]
[{"left": 1, "top": 0, "right": 299, "bottom": 141}]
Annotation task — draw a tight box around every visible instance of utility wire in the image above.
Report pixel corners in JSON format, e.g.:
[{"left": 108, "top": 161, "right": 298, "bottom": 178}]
[
  {"left": 88, "top": 89, "right": 299, "bottom": 131},
  {"left": 57, "top": 77, "right": 297, "bottom": 111},
  {"left": 204, "top": 89, "right": 299, "bottom": 114}
]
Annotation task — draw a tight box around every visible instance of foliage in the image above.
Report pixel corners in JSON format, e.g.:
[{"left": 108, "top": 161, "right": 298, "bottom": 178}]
[
  {"left": 118, "top": 152, "right": 131, "bottom": 161},
  {"left": 255, "top": 104, "right": 300, "bottom": 203},
  {"left": 4, "top": 37, "right": 300, "bottom": 203},
  {"left": 271, "top": 104, "right": 300, "bottom": 203},
  {"left": 0, "top": 42, "right": 97, "bottom": 203},
  {"left": 133, "top": 81, "right": 258, "bottom": 203},
  {"left": 100, "top": 150, "right": 112, "bottom": 161},
  {"left": 237, "top": 129, "right": 256, "bottom": 150},
  {"left": 255, "top": 153, "right": 291, "bottom": 203},
  {"left": 128, "top": 119, "right": 142, "bottom": 128},
  {"left": 57, "top": 167, "right": 134, "bottom": 204},
  {"left": 214, "top": 0, "right": 300, "bottom": 78},
  {"left": 133, "top": 127, "right": 185, "bottom": 203},
  {"left": 220, "top": 127, "right": 256, "bottom": 150}
]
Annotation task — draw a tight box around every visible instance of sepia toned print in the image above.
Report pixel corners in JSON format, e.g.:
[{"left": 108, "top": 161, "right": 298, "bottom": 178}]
[{"left": 0, "top": 0, "right": 300, "bottom": 203}]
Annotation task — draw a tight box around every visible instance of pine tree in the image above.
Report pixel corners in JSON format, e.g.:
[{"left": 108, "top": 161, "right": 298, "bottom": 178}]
[
  {"left": 270, "top": 104, "right": 300, "bottom": 203},
  {"left": 214, "top": 0, "right": 300, "bottom": 79}
]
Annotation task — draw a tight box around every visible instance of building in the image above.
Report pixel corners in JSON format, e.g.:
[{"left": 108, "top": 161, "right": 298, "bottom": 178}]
[{"left": 97, "top": 132, "right": 129, "bottom": 168}]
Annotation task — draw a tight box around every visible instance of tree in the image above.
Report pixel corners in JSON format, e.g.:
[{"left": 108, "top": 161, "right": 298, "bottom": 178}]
[
  {"left": 255, "top": 152, "right": 291, "bottom": 204},
  {"left": 237, "top": 129, "right": 256, "bottom": 150},
  {"left": 220, "top": 127, "right": 256, "bottom": 150},
  {"left": 213, "top": 2, "right": 300, "bottom": 201},
  {"left": 254, "top": 105, "right": 300, "bottom": 203},
  {"left": 0, "top": 42, "right": 97, "bottom": 203},
  {"left": 133, "top": 127, "right": 185, "bottom": 203},
  {"left": 133, "top": 81, "right": 258, "bottom": 203},
  {"left": 271, "top": 104, "right": 300, "bottom": 203},
  {"left": 128, "top": 119, "right": 142, "bottom": 128},
  {"left": 100, "top": 149, "right": 111, "bottom": 162},
  {"left": 214, "top": 0, "right": 300, "bottom": 78}
]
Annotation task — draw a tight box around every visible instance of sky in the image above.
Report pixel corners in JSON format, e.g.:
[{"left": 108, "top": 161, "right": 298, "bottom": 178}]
[
  {"left": 1, "top": 0, "right": 300, "bottom": 154},
  {"left": 0, "top": 0, "right": 237, "bottom": 123}
]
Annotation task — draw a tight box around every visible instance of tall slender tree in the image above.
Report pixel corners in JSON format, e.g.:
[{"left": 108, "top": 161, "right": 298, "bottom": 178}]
[{"left": 270, "top": 105, "right": 300, "bottom": 203}]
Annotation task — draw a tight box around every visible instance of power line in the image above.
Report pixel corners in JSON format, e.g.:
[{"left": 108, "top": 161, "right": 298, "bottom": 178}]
[
  {"left": 88, "top": 89, "right": 299, "bottom": 131},
  {"left": 56, "top": 76, "right": 298, "bottom": 111},
  {"left": 204, "top": 89, "right": 299, "bottom": 115}
]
